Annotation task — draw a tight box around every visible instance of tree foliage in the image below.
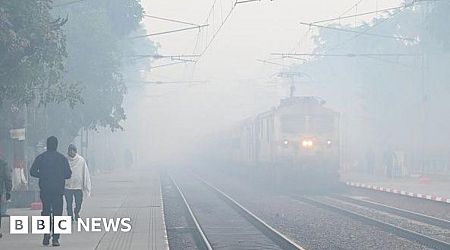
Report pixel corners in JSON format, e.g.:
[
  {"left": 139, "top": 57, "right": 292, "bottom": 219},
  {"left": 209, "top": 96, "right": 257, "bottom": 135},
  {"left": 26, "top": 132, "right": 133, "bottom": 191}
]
[
  {"left": 1, "top": 0, "right": 155, "bottom": 149},
  {"left": 47, "top": 0, "right": 151, "bottom": 142},
  {"left": 0, "top": 0, "right": 81, "bottom": 106}
]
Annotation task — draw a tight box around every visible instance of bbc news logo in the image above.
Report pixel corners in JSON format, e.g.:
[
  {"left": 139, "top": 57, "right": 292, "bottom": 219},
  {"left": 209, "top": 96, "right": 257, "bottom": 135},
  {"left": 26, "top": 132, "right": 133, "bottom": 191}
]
[{"left": 10, "top": 216, "right": 132, "bottom": 234}]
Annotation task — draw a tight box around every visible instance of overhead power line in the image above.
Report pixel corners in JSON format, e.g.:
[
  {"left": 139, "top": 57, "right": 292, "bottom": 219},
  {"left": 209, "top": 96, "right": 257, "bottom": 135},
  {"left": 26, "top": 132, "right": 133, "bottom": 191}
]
[
  {"left": 149, "top": 61, "right": 189, "bottom": 69},
  {"left": 143, "top": 15, "right": 203, "bottom": 27},
  {"left": 256, "top": 59, "right": 290, "bottom": 67},
  {"left": 299, "top": 22, "right": 417, "bottom": 42},
  {"left": 132, "top": 15, "right": 209, "bottom": 39},
  {"left": 312, "top": 1, "right": 418, "bottom": 24},
  {"left": 279, "top": 55, "right": 307, "bottom": 61},
  {"left": 130, "top": 25, "right": 209, "bottom": 39},
  {"left": 194, "top": 0, "right": 261, "bottom": 61},
  {"left": 127, "top": 54, "right": 201, "bottom": 59},
  {"left": 133, "top": 0, "right": 262, "bottom": 65},
  {"left": 138, "top": 80, "right": 208, "bottom": 85},
  {"left": 127, "top": 80, "right": 207, "bottom": 89},
  {"left": 126, "top": 54, "right": 201, "bottom": 66},
  {"left": 313, "top": 5, "right": 405, "bottom": 24},
  {"left": 236, "top": 0, "right": 262, "bottom": 4},
  {"left": 172, "top": 58, "right": 197, "bottom": 63},
  {"left": 339, "top": 0, "right": 366, "bottom": 17},
  {"left": 323, "top": 4, "right": 413, "bottom": 53},
  {"left": 271, "top": 52, "right": 420, "bottom": 57},
  {"left": 306, "top": 0, "right": 443, "bottom": 54},
  {"left": 195, "top": 1, "right": 238, "bottom": 58},
  {"left": 289, "top": 0, "right": 435, "bottom": 55}
]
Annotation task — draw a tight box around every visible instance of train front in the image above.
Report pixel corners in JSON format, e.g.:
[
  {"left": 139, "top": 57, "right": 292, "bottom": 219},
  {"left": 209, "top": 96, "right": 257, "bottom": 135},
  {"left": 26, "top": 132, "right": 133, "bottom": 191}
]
[{"left": 274, "top": 97, "right": 340, "bottom": 189}]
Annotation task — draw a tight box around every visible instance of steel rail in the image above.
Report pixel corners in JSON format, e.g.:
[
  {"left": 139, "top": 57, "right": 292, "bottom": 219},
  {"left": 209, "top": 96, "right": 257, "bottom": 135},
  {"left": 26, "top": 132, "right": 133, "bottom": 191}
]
[
  {"left": 168, "top": 176, "right": 213, "bottom": 250},
  {"left": 196, "top": 176, "right": 306, "bottom": 250},
  {"left": 295, "top": 196, "right": 450, "bottom": 250},
  {"left": 333, "top": 195, "right": 450, "bottom": 230}
]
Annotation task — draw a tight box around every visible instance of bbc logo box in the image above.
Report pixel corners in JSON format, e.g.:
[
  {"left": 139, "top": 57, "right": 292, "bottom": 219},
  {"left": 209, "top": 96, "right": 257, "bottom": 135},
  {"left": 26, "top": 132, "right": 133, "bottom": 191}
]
[
  {"left": 10, "top": 216, "right": 72, "bottom": 234},
  {"left": 10, "top": 216, "right": 28, "bottom": 234}
]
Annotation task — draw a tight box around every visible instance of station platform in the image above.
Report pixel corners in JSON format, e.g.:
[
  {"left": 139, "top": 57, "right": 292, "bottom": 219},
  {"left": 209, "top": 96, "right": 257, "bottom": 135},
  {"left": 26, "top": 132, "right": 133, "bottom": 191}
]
[
  {"left": 0, "top": 167, "right": 168, "bottom": 250},
  {"left": 342, "top": 172, "right": 450, "bottom": 204}
]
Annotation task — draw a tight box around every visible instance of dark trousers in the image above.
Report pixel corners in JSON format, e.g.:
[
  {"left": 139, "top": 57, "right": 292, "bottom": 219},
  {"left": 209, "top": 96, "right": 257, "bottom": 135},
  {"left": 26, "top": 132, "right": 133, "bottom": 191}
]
[
  {"left": 64, "top": 189, "right": 83, "bottom": 219},
  {"left": 40, "top": 192, "right": 64, "bottom": 241}
]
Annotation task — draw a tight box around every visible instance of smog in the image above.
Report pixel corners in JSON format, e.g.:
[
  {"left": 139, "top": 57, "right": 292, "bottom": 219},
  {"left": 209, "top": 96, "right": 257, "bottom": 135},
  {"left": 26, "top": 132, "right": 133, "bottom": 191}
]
[{"left": 1, "top": 0, "right": 449, "bottom": 249}]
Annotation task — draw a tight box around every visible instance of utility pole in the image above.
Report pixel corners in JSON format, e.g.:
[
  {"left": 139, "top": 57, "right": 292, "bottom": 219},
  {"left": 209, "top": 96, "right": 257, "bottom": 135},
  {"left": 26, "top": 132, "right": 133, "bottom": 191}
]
[
  {"left": 277, "top": 71, "right": 302, "bottom": 98},
  {"left": 419, "top": 2, "right": 429, "bottom": 176}
]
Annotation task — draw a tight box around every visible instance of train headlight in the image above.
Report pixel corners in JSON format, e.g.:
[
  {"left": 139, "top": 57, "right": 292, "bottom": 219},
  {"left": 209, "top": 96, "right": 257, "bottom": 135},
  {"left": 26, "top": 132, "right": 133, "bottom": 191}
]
[
  {"left": 327, "top": 140, "right": 332, "bottom": 145},
  {"left": 301, "top": 140, "right": 313, "bottom": 148},
  {"left": 283, "top": 139, "right": 289, "bottom": 146}
]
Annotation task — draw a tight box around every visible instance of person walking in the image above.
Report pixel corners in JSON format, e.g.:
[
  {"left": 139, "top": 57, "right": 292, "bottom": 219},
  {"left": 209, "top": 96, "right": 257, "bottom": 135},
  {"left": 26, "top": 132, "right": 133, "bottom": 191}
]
[
  {"left": 0, "top": 156, "right": 12, "bottom": 239},
  {"left": 65, "top": 144, "right": 91, "bottom": 222},
  {"left": 30, "top": 136, "right": 71, "bottom": 247}
]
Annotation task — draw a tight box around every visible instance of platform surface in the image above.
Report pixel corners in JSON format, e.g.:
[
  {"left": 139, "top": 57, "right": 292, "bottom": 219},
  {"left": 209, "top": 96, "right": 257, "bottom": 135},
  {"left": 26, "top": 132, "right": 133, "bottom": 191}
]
[
  {"left": 0, "top": 167, "right": 168, "bottom": 250},
  {"left": 342, "top": 172, "right": 450, "bottom": 201}
]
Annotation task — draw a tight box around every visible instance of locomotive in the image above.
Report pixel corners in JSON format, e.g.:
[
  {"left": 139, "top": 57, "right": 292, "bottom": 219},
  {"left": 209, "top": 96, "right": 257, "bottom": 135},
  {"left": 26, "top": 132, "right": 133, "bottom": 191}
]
[{"left": 227, "top": 96, "right": 341, "bottom": 190}]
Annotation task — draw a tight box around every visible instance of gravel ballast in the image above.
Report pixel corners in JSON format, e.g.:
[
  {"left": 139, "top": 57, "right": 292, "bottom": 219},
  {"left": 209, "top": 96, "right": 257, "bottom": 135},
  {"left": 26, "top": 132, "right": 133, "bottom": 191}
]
[
  {"left": 161, "top": 176, "right": 199, "bottom": 250},
  {"left": 198, "top": 169, "right": 431, "bottom": 250}
]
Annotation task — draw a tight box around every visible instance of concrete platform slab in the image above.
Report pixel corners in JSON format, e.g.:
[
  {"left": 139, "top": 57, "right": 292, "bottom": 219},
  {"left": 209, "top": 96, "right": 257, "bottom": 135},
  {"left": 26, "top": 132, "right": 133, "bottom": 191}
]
[
  {"left": 0, "top": 167, "right": 168, "bottom": 250},
  {"left": 342, "top": 172, "right": 450, "bottom": 203}
]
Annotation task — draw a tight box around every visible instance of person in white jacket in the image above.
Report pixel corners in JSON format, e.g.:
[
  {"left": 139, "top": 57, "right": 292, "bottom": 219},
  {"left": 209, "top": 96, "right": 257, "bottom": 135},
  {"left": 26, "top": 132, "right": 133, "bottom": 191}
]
[{"left": 65, "top": 144, "right": 91, "bottom": 221}]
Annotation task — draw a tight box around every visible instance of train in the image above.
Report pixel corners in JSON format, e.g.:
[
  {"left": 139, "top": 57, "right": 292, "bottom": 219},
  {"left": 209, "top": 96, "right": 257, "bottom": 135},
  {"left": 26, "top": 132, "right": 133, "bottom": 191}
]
[{"left": 213, "top": 96, "right": 341, "bottom": 190}]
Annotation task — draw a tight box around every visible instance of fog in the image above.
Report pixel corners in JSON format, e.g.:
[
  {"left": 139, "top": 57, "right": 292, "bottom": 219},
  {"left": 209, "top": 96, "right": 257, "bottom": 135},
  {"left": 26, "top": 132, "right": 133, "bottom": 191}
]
[
  {"left": 71, "top": 0, "right": 450, "bottom": 181},
  {"left": 3, "top": 1, "right": 450, "bottom": 249}
]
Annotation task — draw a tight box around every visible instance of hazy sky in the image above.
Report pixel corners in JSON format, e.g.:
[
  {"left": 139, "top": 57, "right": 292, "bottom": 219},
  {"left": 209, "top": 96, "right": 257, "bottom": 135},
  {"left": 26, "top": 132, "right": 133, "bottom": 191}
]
[
  {"left": 121, "top": 0, "right": 403, "bottom": 162},
  {"left": 141, "top": 0, "right": 402, "bottom": 81}
]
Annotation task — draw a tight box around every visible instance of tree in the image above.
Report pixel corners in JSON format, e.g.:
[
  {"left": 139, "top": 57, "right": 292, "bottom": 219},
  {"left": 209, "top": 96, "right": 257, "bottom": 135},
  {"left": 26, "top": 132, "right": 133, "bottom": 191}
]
[
  {"left": 46, "top": 0, "right": 154, "bottom": 144},
  {"left": 0, "top": 0, "right": 81, "bottom": 107}
]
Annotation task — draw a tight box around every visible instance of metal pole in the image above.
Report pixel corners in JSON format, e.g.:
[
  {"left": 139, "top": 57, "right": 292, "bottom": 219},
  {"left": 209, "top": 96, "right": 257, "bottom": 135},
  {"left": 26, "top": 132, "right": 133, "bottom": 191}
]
[{"left": 419, "top": 2, "right": 428, "bottom": 175}]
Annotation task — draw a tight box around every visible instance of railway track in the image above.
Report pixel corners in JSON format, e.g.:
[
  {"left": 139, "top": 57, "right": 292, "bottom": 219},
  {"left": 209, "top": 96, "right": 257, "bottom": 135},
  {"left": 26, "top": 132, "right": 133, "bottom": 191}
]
[
  {"left": 168, "top": 174, "right": 304, "bottom": 250},
  {"left": 333, "top": 195, "right": 450, "bottom": 230},
  {"left": 293, "top": 195, "right": 450, "bottom": 250},
  {"left": 169, "top": 175, "right": 213, "bottom": 250}
]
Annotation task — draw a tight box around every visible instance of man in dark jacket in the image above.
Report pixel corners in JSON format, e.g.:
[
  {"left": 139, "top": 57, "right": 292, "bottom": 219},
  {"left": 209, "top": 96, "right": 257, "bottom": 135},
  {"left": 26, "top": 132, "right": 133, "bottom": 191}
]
[
  {"left": 30, "top": 136, "right": 71, "bottom": 247},
  {"left": 0, "top": 156, "right": 12, "bottom": 239}
]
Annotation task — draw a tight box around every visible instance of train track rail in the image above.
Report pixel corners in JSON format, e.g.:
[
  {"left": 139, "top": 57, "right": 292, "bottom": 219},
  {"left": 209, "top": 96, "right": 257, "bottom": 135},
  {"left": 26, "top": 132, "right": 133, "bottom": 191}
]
[
  {"left": 169, "top": 175, "right": 213, "bottom": 250},
  {"left": 294, "top": 196, "right": 450, "bottom": 250},
  {"left": 333, "top": 195, "right": 450, "bottom": 230},
  {"left": 168, "top": 174, "right": 304, "bottom": 250}
]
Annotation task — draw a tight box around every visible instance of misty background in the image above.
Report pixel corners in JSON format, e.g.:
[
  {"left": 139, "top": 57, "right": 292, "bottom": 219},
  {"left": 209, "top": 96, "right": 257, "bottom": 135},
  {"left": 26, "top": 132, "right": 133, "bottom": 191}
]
[
  {"left": 2, "top": 0, "right": 449, "bottom": 182},
  {"left": 116, "top": 0, "right": 450, "bottom": 178}
]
